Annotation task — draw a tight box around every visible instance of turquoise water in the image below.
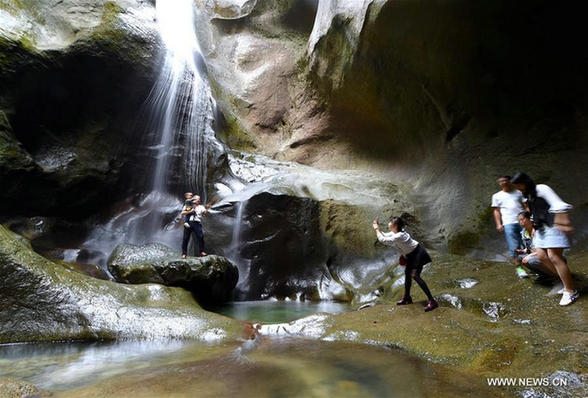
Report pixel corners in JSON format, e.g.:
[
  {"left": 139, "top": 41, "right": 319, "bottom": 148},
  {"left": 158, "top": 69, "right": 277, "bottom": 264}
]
[{"left": 209, "top": 300, "right": 352, "bottom": 323}]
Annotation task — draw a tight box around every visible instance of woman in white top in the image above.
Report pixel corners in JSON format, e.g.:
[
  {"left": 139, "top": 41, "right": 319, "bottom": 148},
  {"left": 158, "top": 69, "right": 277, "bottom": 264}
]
[
  {"left": 373, "top": 217, "right": 438, "bottom": 312},
  {"left": 510, "top": 172, "right": 578, "bottom": 306}
]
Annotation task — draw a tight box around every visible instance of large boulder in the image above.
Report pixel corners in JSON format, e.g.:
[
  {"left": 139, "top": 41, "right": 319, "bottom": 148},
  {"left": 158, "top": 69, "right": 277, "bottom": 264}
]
[
  {"left": 203, "top": 152, "right": 421, "bottom": 301},
  {"left": 0, "top": 225, "right": 241, "bottom": 343},
  {"left": 107, "top": 243, "right": 239, "bottom": 304}
]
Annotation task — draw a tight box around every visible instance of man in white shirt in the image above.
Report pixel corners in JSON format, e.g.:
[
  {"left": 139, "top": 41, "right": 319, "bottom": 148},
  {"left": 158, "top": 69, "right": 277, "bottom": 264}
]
[
  {"left": 181, "top": 193, "right": 208, "bottom": 258},
  {"left": 491, "top": 175, "right": 528, "bottom": 278}
]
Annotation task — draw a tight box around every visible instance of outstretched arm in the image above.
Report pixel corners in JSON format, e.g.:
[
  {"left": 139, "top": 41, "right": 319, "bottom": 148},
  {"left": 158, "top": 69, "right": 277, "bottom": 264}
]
[{"left": 373, "top": 220, "right": 398, "bottom": 244}]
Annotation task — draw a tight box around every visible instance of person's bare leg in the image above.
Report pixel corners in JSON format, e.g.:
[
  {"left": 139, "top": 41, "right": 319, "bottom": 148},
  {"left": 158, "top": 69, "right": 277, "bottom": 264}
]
[
  {"left": 533, "top": 248, "right": 558, "bottom": 277},
  {"left": 547, "top": 248, "right": 575, "bottom": 292}
]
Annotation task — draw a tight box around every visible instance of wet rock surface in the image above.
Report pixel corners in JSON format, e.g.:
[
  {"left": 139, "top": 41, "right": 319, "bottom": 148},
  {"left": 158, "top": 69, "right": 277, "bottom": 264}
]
[
  {"left": 255, "top": 251, "right": 588, "bottom": 396},
  {"left": 107, "top": 243, "right": 239, "bottom": 304},
  {"left": 49, "top": 339, "right": 502, "bottom": 398},
  {"left": 0, "top": 226, "right": 241, "bottom": 343},
  {"left": 0, "top": 376, "right": 49, "bottom": 398},
  {"left": 203, "top": 151, "right": 425, "bottom": 301},
  {"left": 0, "top": 0, "right": 164, "bottom": 218},
  {"left": 198, "top": 0, "right": 588, "bottom": 253}
]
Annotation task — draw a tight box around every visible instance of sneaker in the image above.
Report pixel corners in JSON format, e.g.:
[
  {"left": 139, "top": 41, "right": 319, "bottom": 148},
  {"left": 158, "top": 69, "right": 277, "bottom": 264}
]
[
  {"left": 200, "top": 252, "right": 207, "bottom": 257},
  {"left": 559, "top": 290, "right": 579, "bottom": 306},
  {"left": 396, "top": 296, "right": 413, "bottom": 305},
  {"left": 516, "top": 267, "right": 529, "bottom": 278},
  {"left": 181, "top": 254, "right": 187, "bottom": 259},
  {"left": 424, "top": 300, "right": 438, "bottom": 312}
]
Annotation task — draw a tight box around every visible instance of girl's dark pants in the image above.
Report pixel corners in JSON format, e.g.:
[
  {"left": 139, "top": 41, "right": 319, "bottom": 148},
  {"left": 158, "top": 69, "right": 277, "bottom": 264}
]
[
  {"left": 404, "top": 244, "right": 435, "bottom": 301},
  {"left": 182, "top": 221, "right": 205, "bottom": 255}
]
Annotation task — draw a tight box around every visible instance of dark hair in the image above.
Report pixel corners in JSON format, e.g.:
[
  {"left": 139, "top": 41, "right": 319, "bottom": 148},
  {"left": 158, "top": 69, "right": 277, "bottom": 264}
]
[
  {"left": 499, "top": 175, "right": 511, "bottom": 180},
  {"left": 510, "top": 172, "right": 536, "bottom": 198},
  {"left": 390, "top": 216, "right": 406, "bottom": 231},
  {"left": 518, "top": 211, "right": 531, "bottom": 219}
]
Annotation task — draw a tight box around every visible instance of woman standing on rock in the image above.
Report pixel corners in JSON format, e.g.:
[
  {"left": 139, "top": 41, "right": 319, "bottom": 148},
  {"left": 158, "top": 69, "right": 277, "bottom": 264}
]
[
  {"left": 510, "top": 172, "right": 578, "bottom": 306},
  {"left": 373, "top": 217, "right": 438, "bottom": 312}
]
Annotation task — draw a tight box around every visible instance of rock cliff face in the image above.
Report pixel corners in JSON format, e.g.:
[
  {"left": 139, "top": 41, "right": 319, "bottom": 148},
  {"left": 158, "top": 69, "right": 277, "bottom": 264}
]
[
  {"left": 1, "top": 0, "right": 586, "bottom": 305},
  {"left": 0, "top": 0, "right": 163, "bottom": 218},
  {"left": 201, "top": 152, "right": 420, "bottom": 301},
  {"left": 196, "top": 0, "right": 588, "bottom": 252}
]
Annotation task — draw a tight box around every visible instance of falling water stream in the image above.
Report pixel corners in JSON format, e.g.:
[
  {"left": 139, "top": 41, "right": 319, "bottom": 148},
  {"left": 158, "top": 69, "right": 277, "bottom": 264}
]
[
  {"left": 77, "top": 0, "right": 216, "bottom": 267},
  {"left": 148, "top": 0, "right": 211, "bottom": 193},
  {"left": 228, "top": 198, "right": 252, "bottom": 293}
]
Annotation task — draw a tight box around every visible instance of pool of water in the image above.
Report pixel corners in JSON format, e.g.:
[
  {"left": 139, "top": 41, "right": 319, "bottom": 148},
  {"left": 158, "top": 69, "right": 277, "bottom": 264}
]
[
  {"left": 208, "top": 300, "right": 352, "bottom": 323},
  {"left": 0, "top": 338, "right": 500, "bottom": 397},
  {"left": 0, "top": 340, "right": 195, "bottom": 390}
]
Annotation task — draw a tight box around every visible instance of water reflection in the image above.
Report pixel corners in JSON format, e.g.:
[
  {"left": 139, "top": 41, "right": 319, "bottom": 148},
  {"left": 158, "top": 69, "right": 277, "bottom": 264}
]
[
  {"left": 208, "top": 300, "right": 351, "bottom": 323},
  {"left": 0, "top": 340, "right": 189, "bottom": 390},
  {"left": 0, "top": 338, "right": 499, "bottom": 397}
]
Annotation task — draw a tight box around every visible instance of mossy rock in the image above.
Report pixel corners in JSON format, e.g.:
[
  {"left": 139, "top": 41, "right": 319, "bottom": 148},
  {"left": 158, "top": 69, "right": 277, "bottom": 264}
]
[
  {"left": 447, "top": 230, "right": 481, "bottom": 255},
  {"left": 257, "top": 250, "right": 587, "bottom": 395},
  {"left": 319, "top": 199, "right": 378, "bottom": 257},
  {"left": 0, "top": 376, "right": 49, "bottom": 398},
  {"left": 0, "top": 111, "right": 35, "bottom": 173},
  {"left": 0, "top": 225, "right": 241, "bottom": 343},
  {"left": 107, "top": 243, "right": 239, "bottom": 304}
]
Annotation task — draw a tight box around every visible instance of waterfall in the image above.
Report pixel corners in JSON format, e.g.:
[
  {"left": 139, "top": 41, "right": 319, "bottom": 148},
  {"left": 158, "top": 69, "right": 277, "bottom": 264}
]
[
  {"left": 228, "top": 199, "right": 250, "bottom": 296},
  {"left": 229, "top": 200, "right": 247, "bottom": 259},
  {"left": 77, "top": 0, "right": 217, "bottom": 267},
  {"left": 148, "top": 0, "right": 211, "bottom": 194}
]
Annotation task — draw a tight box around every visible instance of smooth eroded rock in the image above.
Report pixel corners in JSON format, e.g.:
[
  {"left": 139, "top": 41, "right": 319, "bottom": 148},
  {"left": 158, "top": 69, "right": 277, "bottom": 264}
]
[
  {"left": 0, "top": 226, "right": 241, "bottom": 343},
  {"left": 0, "top": 0, "right": 164, "bottom": 218},
  {"left": 257, "top": 250, "right": 588, "bottom": 393}
]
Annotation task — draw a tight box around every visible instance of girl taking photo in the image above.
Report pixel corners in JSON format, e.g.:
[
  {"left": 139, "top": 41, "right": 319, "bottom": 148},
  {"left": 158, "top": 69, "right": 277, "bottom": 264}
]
[{"left": 373, "top": 216, "right": 438, "bottom": 312}]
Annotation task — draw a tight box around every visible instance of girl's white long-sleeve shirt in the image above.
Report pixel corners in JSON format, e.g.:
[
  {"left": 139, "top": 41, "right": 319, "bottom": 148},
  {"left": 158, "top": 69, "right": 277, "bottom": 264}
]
[
  {"left": 376, "top": 230, "right": 418, "bottom": 255},
  {"left": 535, "top": 184, "right": 572, "bottom": 213}
]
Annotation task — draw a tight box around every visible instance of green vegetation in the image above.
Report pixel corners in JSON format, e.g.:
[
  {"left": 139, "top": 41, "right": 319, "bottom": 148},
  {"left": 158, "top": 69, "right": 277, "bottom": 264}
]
[{"left": 221, "top": 112, "right": 259, "bottom": 151}]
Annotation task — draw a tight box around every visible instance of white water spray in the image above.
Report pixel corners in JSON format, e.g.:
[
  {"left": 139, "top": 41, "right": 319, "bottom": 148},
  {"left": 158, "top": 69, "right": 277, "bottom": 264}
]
[
  {"left": 78, "top": 0, "right": 216, "bottom": 266},
  {"left": 229, "top": 200, "right": 247, "bottom": 258},
  {"left": 228, "top": 199, "right": 251, "bottom": 295},
  {"left": 147, "top": 0, "right": 212, "bottom": 193}
]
